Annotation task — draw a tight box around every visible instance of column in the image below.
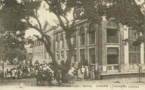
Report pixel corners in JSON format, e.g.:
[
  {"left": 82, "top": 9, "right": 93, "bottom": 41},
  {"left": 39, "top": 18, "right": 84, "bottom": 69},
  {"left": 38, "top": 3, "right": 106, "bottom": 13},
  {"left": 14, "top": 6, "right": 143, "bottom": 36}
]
[
  {"left": 123, "top": 26, "right": 129, "bottom": 65},
  {"left": 140, "top": 33, "right": 144, "bottom": 64}
]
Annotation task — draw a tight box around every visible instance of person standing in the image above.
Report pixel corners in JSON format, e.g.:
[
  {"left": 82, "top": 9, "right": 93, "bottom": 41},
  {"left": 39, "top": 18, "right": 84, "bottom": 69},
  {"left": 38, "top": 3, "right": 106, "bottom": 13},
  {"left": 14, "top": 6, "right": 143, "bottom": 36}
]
[
  {"left": 84, "top": 66, "right": 89, "bottom": 80},
  {"left": 55, "top": 69, "right": 61, "bottom": 85},
  {"left": 77, "top": 68, "right": 83, "bottom": 80},
  {"left": 90, "top": 66, "right": 95, "bottom": 80},
  {"left": 73, "top": 67, "right": 78, "bottom": 80},
  {"left": 81, "top": 65, "right": 85, "bottom": 79},
  {"left": 11, "top": 68, "right": 16, "bottom": 79}
]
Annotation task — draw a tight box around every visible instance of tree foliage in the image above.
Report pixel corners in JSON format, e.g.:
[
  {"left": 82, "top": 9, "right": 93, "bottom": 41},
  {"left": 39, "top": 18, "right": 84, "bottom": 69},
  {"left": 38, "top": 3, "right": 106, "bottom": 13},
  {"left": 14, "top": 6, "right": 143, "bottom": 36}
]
[
  {"left": 0, "top": 0, "right": 27, "bottom": 62},
  {"left": 0, "top": 0, "right": 145, "bottom": 80}
]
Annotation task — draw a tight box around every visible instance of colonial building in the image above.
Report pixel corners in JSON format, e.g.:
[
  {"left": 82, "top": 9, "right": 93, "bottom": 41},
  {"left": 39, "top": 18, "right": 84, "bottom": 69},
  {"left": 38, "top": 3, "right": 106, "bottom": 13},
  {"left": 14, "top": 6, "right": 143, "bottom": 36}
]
[
  {"left": 32, "top": 28, "right": 54, "bottom": 64},
  {"left": 31, "top": 16, "right": 145, "bottom": 76},
  {"left": 25, "top": 44, "right": 33, "bottom": 62},
  {"left": 53, "top": 18, "right": 145, "bottom": 75}
]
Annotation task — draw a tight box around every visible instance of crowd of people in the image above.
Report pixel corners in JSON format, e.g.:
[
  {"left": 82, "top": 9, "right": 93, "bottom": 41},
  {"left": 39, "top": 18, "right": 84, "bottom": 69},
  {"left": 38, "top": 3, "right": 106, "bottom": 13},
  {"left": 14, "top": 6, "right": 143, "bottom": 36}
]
[
  {"left": 2, "top": 60, "right": 101, "bottom": 85},
  {"left": 68, "top": 65, "right": 101, "bottom": 81},
  {"left": 5, "top": 64, "right": 38, "bottom": 79}
]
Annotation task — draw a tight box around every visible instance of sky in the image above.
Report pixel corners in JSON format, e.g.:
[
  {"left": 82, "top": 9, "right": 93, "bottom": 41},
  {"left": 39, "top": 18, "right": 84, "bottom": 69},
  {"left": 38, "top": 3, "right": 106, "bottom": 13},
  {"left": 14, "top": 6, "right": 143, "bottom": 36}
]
[
  {"left": 24, "top": 1, "right": 57, "bottom": 38},
  {"left": 136, "top": 0, "right": 145, "bottom": 4},
  {"left": 24, "top": 0, "right": 145, "bottom": 38},
  {"left": 24, "top": 1, "right": 73, "bottom": 38}
]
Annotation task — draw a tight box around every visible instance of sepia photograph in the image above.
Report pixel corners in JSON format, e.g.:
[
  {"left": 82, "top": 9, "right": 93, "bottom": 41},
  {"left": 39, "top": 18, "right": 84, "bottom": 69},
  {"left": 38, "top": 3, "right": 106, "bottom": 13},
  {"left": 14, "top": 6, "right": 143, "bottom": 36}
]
[{"left": 0, "top": 0, "right": 145, "bottom": 90}]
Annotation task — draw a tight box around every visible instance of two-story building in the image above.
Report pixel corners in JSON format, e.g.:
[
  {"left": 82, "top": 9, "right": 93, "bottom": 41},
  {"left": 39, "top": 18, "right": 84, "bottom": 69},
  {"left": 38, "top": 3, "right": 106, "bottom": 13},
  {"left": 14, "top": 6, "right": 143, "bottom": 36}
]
[
  {"left": 32, "top": 28, "right": 55, "bottom": 64},
  {"left": 53, "top": 18, "right": 145, "bottom": 76}
]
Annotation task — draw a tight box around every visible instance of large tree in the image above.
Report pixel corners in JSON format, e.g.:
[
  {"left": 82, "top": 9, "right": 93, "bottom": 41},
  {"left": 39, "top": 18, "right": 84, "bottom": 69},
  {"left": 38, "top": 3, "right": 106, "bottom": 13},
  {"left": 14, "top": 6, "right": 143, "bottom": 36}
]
[
  {"left": 13, "top": 0, "right": 94, "bottom": 82},
  {"left": 34, "top": 0, "right": 145, "bottom": 79},
  {"left": 1, "top": 0, "right": 145, "bottom": 81}
]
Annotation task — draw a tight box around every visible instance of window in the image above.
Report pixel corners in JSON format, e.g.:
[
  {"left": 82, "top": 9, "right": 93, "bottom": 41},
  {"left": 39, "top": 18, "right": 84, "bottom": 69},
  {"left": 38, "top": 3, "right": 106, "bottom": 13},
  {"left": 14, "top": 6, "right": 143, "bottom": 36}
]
[
  {"left": 129, "top": 30, "right": 140, "bottom": 64},
  {"left": 71, "top": 36, "right": 76, "bottom": 47},
  {"left": 55, "top": 41, "right": 59, "bottom": 49},
  {"left": 64, "top": 34, "right": 68, "bottom": 48},
  {"left": 60, "top": 33, "right": 64, "bottom": 48},
  {"left": 61, "top": 51, "right": 64, "bottom": 60},
  {"left": 66, "top": 50, "right": 69, "bottom": 59},
  {"left": 56, "top": 51, "right": 59, "bottom": 60},
  {"left": 107, "top": 48, "right": 119, "bottom": 64},
  {"left": 107, "top": 29, "right": 119, "bottom": 43},
  {"left": 72, "top": 50, "right": 76, "bottom": 63},
  {"left": 89, "top": 24, "right": 96, "bottom": 44},
  {"left": 79, "top": 27, "right": 85, "bottom": 46},
  {"left": 71, "top": 29, "right": 76, "bottom": 47},
  {"left": 55, "top": 34, "right": 59, "bottom": 49},
  {"left": 89, "top": 48, "right": 96, "bottom": 64},
  {"left": 80, "top": 49, "right": 85, "bottom": 62},
  {"left": 42, "top": 52, "right": 43, "bottom": 58},
  {"left": 106, "top": 20, "right": 119, "bottom": 43},
  {"left": 44, "top": 48, "right": 47, "bottom": 59}
]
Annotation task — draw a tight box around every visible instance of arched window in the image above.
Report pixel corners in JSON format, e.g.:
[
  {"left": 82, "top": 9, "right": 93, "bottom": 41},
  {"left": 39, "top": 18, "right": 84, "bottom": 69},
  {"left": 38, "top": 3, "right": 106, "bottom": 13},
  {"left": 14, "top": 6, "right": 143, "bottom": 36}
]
[
  {"left": 61, "top": 51, "right": 64, "bottom": 60},
  {"left": 56, "top": 51, "right": 59, "bottom": 60},
  {"left": 55, "top": 34, "right": 59, "bottom": 49},
  {"left": 60, "top": 33, "right": 64, "bottom": 48},
  {"left": 71, "top": 29, "right": 77, "bottom": 47},
  {"left": 79, "top": 27, "right": 85, "bottom": 45},
  {"left": 71, "top": 35, "right": 76, "bottom": 47},
  {"left": 72, "top": 50, "right": 77, "bottom": 63},
  {"left": 88, "top": 24, "right": 96, "bottom": 44},
  {"left": 106, "top": 20, "right": 119, "bottom": 43},
  {"left": 55, "top": 34, "right": 59, "bottom": 41}
]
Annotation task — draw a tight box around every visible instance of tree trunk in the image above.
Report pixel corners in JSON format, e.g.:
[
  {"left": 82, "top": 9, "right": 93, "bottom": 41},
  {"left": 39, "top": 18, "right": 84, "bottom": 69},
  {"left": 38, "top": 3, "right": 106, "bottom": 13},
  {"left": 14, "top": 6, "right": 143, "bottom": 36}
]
[
  {"left": 44, "top": 31, "right": 75, "bottom": 82},
  {"left": 61, "top": 33, "right": 75, "bottom": 82},
  {"left": 65, "top": 34, "right": 74, "bottom": 71}
]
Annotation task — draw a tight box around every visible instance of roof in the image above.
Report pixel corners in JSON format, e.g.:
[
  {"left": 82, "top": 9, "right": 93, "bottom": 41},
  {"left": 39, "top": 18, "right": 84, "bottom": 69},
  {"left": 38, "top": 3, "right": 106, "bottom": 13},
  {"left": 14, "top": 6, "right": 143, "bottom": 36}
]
[{"left": 53, "top": 19, "right": 87, "bottom": 33}]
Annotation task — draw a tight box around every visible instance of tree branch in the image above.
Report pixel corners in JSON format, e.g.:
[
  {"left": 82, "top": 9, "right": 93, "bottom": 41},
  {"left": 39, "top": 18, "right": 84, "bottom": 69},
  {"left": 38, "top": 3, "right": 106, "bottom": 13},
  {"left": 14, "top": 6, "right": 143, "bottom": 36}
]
[
  {"left": 44, "top": 0, "right": 67, "bottom": 31},
  {"left": 33, "top": 34, "right": 43, "bottom": 42},
  {"left": 25, "top": 17, "right": 45, "bottom": 37},
  {"left": 28, "top": 16, "right": 55, "bottom": 63},
  {"left": 73, "top": 7, "right": 76, "bottom": 20},
  {"left": 34, "top": 34, "right": 57, "bottom": 64},
  {"left": 62, "top": 15, "right": 69, "bottom": 29},
  {"left": 132, "top": 0, "right": 144, "bottom": 18},
  {"left": 44, "top": 0, "right": 51, "bottom": 5},
  {"left": 56, "top": 14, "right": 68, "bottom": 31},
  {"left": 70, "top": 8, "right": 77, "bottom": 31},
  {"left": 33, "top": 10, "right": 43, "bottom": 31}
]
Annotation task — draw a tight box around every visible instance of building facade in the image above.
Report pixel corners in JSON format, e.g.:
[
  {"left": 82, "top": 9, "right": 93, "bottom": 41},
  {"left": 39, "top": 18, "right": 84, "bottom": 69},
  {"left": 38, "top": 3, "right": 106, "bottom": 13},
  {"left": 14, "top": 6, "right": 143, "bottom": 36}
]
[
  {"left": 31, "top": 18, "right": 145, "bottom": 75},
  {"left": 25, "top": 44, "right": 33, "bottom": 62},
  {"left": 53, "top": 18, "right": 145, "bottom": 75},
  {"left": 32, "top": 29, "right": 54, "bottom": 64}
]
